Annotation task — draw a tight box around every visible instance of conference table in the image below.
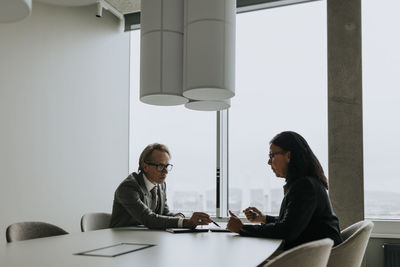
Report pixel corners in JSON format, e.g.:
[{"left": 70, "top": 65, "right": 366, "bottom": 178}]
[{"left": 1, "top": 227, "right": 282, "bottom": 267}]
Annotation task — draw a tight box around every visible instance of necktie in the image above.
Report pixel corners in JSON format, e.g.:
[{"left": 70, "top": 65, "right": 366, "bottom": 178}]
[{"left": 151, "top": 186, "right": 158, "bottom": 211}]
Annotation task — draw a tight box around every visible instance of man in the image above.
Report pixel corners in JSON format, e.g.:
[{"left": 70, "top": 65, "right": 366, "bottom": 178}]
[{"left": 110, "top": 143, "right": 212, "bottom": 229}]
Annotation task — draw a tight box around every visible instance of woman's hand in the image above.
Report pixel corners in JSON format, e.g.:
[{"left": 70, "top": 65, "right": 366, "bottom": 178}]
[
  {"left": 227, "top": 210, "right": 243, "bottom": 233},
  {"left": 243, "top": 207, "right": 266, "bottom": 223}
]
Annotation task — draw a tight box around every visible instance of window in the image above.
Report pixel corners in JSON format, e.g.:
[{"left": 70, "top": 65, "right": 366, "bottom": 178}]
[
  {"left": 129, "top": 31, "right": 217, "bottom": 215},
  {"left": 229, "top": 2, "right": 328, "bottom": 216},
  {"left": 129, "top": 1, "right": 328, "bottom": 218},
  {"left": 363, "top": 0, "right": 400, "bottom": 220}
]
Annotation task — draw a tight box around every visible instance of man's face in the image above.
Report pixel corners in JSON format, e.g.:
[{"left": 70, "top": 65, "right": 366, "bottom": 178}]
[{"left": 142, "top": 150, "right": 170, "bottom": 184}]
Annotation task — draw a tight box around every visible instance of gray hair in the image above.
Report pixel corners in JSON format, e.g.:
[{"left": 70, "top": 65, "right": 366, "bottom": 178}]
[{"left": 138, "top": 143, "right": 171, "bottom": 172}]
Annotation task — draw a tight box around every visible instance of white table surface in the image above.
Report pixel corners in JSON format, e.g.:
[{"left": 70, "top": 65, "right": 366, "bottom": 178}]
[{"left": 1, "top": 227, "right": 282, "bottom": 267}]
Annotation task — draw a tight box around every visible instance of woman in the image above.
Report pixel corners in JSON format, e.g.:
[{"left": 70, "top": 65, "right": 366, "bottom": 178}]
[{"left": 227, "top": 131, "right": 342, "bottom": 250}]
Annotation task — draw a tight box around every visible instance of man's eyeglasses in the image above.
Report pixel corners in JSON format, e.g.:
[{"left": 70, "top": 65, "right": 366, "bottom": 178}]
[
  {"left": 268, "top": 151, "right": 286, "bottom": 161},
  {"left": 145, "top": 162, "right": 173, "bottom": 172}
]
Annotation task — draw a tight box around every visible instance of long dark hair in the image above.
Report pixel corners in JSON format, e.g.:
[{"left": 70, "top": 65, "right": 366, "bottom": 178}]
[{"left": 270, "top": 131, "right": 328, "bottom": 189}]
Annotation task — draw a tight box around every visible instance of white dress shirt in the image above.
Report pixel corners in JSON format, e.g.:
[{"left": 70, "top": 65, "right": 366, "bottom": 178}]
[{"left": 143, "top": 174, "right": 183, "bottom": 227}]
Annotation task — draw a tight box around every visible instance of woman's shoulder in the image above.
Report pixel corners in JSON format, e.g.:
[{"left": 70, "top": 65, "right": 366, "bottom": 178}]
[{"left": 290, "top": 176, "right": 324, "bottom": 191}]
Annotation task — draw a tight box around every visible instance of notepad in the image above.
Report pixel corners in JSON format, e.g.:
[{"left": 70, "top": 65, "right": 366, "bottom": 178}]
[
  {"left": 165, "top": 228, "right": 209, "bottom": 233},
  {"left": 75, "top": 243, "right": 155, "bottom": 257},
  {"left": 208, "top": 222, "right": 230, "bottom": 232}
]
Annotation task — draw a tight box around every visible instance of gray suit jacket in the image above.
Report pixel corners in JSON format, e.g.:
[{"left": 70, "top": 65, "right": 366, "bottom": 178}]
[{"left": 109, "top": 172, "right": 180, "bottom": 229}]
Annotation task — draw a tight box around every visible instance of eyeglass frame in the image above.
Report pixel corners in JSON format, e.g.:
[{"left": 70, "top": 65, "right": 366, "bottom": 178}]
[
  {"left": 145, "top": 162, "right": 173, "bottom": 172},
  {"left": 268, "top": 151, "right": 286, "bottom": 162}
]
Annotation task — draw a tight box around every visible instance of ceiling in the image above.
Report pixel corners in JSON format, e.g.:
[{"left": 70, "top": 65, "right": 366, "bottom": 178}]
[
  {"left": 35, "top": 0, "right": 141, "bottom": 14},
  {"left": 33, "top": 0, "right": 318, "bottom": 16}
]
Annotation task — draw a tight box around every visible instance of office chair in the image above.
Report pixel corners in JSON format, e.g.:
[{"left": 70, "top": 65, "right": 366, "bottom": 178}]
[
  {"left": 6, "top": 221, "right": 68, "bottom": 243},
  {"left": 327, "top": 220, "right": 374, "bottom": 267},
  {"left": 80, "top": 212, "right": 111, "bottom": 232},
  {"left": 264, "top": 238, "right": 334, "bottom": 267}
]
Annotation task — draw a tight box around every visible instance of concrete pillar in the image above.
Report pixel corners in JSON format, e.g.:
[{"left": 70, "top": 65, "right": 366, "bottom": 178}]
[{"left": 327, "top": 0, "right": 364, "bottom": 229}]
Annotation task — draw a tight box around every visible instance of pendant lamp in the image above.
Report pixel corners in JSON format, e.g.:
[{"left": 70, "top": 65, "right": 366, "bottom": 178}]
[
  {"left": 183, "top": 0, "right": 236, "bottom": 101},
  {"left": 185, "top": 99, "right": 230, "bottom": 111},
  {"left": 0, "top": 0, "right": 32, "bottom": 23},
  {"left": 140, "top": 0, "right": 188, "bottom": 106}
]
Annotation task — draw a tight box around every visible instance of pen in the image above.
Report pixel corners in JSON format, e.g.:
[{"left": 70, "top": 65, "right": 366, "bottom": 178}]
[{"left": 211, "top": 220, "right": 220, "bottom": 227}]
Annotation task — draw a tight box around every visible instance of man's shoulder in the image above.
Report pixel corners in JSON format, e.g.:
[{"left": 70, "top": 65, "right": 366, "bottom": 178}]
[{"left": 118, "top": 172, "right": 143, "bottom": 189}]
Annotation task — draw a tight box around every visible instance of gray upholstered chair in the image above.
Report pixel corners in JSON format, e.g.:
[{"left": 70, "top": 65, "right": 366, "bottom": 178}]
[
  {"left": 6, "top": 221, "right": 68, "bottom": 243},
  {"left": 80, "top": 212, "right": 111, "bottom": 232},
  {"left": 327, "top": 220, "right": 374, "bottom": 267},
  {"left": 264, "top": 238, "right": 334, "bottom": 267}
]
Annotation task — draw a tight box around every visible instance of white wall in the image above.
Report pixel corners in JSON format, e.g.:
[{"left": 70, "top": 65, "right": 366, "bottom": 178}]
[{"left": 0, "top": 2, "right": 130, "bottom": 245}]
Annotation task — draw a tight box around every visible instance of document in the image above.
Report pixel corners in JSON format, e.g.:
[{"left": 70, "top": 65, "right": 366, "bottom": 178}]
[{"left": 208, "top": 222, "right": 230, "bottom": 232}]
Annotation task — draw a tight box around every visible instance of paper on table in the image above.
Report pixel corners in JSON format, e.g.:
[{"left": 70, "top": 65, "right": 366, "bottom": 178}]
[{"left": 208, "top": 222, "right": 230, "bottom": 232}]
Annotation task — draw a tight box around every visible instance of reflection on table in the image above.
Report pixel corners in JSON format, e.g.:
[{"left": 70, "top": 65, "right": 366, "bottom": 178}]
[{"left": 1, "top": 227, "right": 282, "bottom": 267}]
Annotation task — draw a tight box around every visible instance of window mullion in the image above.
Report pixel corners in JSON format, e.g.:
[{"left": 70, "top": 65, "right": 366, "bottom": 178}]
[{"left": 216, "top": 110, "right": 229, "bottom": 218}]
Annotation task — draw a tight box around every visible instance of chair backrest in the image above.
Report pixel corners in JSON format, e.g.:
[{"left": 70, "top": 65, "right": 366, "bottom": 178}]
[
  {"left": 6, "top": 221, "right": 68, "bottom": 243},
  {"left": 264, "top": 238, "right": 334, "bottom": 267},
  {"left": 80, "top": 212, "right": 111, "bottom": 232},
  {"left": 327, "top": 220, "right": 374, "bottom": 267}
]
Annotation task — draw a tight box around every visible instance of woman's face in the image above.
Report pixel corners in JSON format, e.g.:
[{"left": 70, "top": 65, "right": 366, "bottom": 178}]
[{"left": 268, "top": 144, "right": 291, "bottom": 178}]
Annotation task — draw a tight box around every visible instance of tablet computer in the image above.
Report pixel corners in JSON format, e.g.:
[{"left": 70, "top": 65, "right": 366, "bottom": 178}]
[{"left": 166, "top": 228, "right": 209, "bottom": 233}]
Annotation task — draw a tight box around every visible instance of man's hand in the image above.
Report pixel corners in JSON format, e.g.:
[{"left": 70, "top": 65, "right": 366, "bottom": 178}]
[
  {"left": 183, "top": 212, "right": 212, "bottom": 228},
  {"left": 243, "top": 207, "right": 266, "bottom": 223},
  {"left": 227, "top": 210, "right": 243, "bottom": 233},
  {"left": 174, "top": 213, "right": 185, "bottom": 218}
]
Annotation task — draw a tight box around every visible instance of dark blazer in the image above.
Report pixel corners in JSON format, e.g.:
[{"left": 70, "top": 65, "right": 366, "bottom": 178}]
[
  {"left": 109, "top": 172, "right": 180, "bottom": 229},
  {"left": 240, "top": 176, "right": 342, "bottom": 250}
]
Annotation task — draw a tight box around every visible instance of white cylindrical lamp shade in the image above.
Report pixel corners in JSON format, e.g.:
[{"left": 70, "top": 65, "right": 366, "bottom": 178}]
[
  {"left": 0, "top": 0, "right": 32, "bottom": 23},
  {"left": 140, "top": 0, "right": 188, "bottom": 106},
  {"left": 185, "top": 99, "right": 230, "bottom": 111},
  {"left": 183, "top": 0, "right": 236, "bottom": 101}
]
